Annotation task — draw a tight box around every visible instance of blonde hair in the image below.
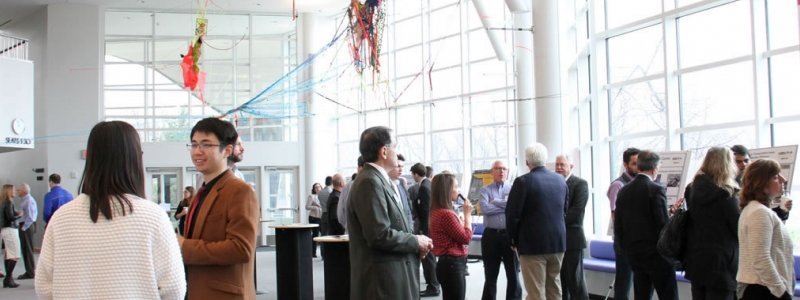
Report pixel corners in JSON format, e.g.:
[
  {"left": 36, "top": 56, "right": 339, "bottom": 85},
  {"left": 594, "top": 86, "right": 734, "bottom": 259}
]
[
  {"left": 695, "top": 147, "right": 739, "bottom": 195},
  {"left": 1, "top": 184, "right": 13, "bottom": 203}
]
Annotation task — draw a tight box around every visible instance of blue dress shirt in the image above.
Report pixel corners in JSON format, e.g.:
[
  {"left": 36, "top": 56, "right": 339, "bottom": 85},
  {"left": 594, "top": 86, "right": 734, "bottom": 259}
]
[{"left": 479, "top": 181, "right": 511, "bottom": 229}]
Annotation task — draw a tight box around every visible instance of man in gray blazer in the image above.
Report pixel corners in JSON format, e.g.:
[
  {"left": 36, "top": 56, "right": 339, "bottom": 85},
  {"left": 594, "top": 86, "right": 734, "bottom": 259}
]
[{"left": 348, "top": 126, "right": 433, "bottom": 299}]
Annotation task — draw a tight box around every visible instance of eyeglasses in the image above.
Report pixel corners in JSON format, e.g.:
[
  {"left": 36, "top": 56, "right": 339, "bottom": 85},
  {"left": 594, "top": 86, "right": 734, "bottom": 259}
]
[{"left": 187, "top": 143, "right": 221, "bottom": 151}]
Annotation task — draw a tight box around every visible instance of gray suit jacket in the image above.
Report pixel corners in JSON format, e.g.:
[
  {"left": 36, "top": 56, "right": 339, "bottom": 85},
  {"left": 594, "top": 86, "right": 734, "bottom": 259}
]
[{"left": 347, "top": 164, "right": 420, "bottom": 300}]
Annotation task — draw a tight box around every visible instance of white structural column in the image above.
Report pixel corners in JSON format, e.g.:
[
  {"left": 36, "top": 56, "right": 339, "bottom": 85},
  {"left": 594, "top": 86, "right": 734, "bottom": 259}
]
[
  {"left": 300, "top": 13, "right": 337, "bottom": 218},
  {"left": 514, "top": 10, "right": 535, "bottom": 170},
  {"left": 300, "top": 13, "right": 316, "bottom": 224},
  {"left": 532, "top": 0, "right": 562, "bottom": 158},
  {"left": 299, "top": 13, "right": 336, "bottom": 222}
]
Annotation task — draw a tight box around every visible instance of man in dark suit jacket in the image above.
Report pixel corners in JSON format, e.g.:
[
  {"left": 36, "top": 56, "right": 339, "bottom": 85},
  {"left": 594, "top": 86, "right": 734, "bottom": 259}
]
[
  {"left": 347, "top": 126, "right": 433, "bottom": 300},
  {"left": 326, "top": 173, "right": 346, "bottom": 235},
  {"left": 178, "top": 118, "right": 260, "bottom": 300},
  {"left": 614, "top": 150, "right": 677, "bottom": 300},
  {"left": 506, "top": 143, "right": 568, "bottom": 300},
  {"left": 555, "top": 154, "right": 589, "bottom": 300},
  {"left": 409, "top": 162, "right": 440, "bottom": 296}
]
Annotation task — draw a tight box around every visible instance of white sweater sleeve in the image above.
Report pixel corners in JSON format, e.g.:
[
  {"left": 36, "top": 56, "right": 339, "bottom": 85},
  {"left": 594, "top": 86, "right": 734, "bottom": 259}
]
[
  {"left": 744, "top": 208, "right": 786, "bottom": 297},
  {"left": 154, "top": 212, "right": 187, "bottom": 299},
  {"left": 35, "top": 220, "right": 55, "bottom": 300}
]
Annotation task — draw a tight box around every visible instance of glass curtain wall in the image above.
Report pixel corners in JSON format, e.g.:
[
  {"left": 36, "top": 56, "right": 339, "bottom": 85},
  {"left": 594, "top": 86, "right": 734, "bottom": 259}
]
[
  {"left": 564, "top": 0, "right": 800, "bottom": 244},
  {"left": 103, "top": 11, "right": 298, "bottom": 142},
  {"left": 330, "top": 0, "right": 518, "bottom": 186}
]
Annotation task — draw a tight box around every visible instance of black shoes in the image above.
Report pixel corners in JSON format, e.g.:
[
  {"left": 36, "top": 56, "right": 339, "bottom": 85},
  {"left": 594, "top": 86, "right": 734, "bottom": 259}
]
[
  {"left": 2, "top": 278, "right": 18, "bottom": 288},
  {"left": 420, "top": 287, "right": 440, "bottom": 297},
  {"left": 17, "top": 273, "right": 34, "bottom": 280}
]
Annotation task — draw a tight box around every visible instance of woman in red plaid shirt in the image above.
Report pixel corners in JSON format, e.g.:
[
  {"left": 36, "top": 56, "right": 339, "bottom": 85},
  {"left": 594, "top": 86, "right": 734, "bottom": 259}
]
[{"left": 429, "top": 172, "right": 474, "bottom": 300}]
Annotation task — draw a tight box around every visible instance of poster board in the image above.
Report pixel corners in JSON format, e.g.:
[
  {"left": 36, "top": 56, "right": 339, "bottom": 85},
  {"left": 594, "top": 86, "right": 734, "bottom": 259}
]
[
  {"left": 748, "top": 145, "right": 798, "bottom": 194},
  {"left": 468, "top": 169, "right": 493, "bottom": 214},
  {"left": 655, "top": 151, "right": 692, "bottom": 206}
]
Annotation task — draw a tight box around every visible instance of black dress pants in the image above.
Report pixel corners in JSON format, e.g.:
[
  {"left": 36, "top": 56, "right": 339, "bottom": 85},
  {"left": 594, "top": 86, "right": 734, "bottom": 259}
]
[
  {"left": 627, "top": 251, "right": 677, "bottom": 300},
  {"left": 560, "top": 248, "right": 588, "bottom": 300},
  {"left": 740, "top": 284, "right": 791, "bottom": 300},
  {"left": 18, "top": 223, "right": 35, "bottom": 276},
  {"left": 690, "top": 282, "right": 735, "bottom": 300},
  {"left": 480, "top": 228, "right": 522, "bottom": 300},
  {"left": 308, "top": 216, "right": 320, "bottom": 256},
  {"left": 613, "top": 239, "right": 633, "bottom": 300}
]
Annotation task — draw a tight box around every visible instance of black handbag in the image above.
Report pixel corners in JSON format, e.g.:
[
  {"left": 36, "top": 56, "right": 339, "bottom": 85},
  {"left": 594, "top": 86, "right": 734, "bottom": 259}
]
[{"left": 657, "top": 207, "right": 690, "bottom": 270}]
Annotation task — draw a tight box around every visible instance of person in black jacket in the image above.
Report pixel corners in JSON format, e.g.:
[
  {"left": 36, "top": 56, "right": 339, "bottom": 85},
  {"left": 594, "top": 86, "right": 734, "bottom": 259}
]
[
  {"left": 555, "top": 154, "right": 589, "bottom": 300},
  {"left": 0, "top": 184, "right": 21, "bottom": 288},
  {"left": 614, "top": 150, "right": 677, "bottom": 300},
  {"left": 326, "top": 174, "right": 346, "bottom": 235},
  {"left": 411, "top": 162, "right": 440, "bottom": 297},
  {"left": 684, "top": 147, "right": 740, "bottom": 300}
]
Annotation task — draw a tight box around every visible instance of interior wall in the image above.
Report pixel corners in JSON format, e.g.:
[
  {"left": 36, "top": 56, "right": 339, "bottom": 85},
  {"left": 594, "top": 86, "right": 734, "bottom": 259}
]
[
  {"left": 0, "top": 7, "right": 49, "bottom": 249},
  {"left": 0, "top": 3, "right": 315, "bottom": 249}
]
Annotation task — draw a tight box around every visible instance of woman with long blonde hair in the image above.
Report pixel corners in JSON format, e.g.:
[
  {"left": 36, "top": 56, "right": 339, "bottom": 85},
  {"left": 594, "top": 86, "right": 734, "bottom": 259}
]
[
  {"left": 0, "top": 184, "right": 22, "bottom": 288},
  {"left": 684, "top": 147, "right": 740, "bottom": 299}
]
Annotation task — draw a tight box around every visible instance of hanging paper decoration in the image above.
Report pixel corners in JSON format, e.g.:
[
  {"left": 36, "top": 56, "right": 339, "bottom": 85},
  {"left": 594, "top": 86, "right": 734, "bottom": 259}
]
[
  {"left": 347, "top": 0, "right": 387, "bottom": 76},
  {"left": 181, "top": 14, "right": 208, "bottom": 98}
]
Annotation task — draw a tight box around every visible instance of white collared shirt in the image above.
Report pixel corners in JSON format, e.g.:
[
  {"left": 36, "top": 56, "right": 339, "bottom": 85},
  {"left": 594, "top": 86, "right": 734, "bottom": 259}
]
[{"left": 367, "top": 162, "right": 404, "bottom": 210}]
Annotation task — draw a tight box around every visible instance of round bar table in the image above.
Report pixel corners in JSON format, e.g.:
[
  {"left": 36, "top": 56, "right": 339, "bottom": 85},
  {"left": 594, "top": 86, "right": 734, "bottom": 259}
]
[
  {"left": 313, "top": 235, "right": 350, "bottom": 300},
  {"left": 269, "top": 223, "right": 319, "bottom": 300}
]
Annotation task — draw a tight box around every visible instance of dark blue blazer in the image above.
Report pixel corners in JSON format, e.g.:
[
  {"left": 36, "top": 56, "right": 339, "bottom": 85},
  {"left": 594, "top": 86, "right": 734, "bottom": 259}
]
[
  {"left": 613, "top": 174, "right": 669, "bottom": 256},
  {"left": 505, "top": 166, "right": 568, "bottom": 255}
]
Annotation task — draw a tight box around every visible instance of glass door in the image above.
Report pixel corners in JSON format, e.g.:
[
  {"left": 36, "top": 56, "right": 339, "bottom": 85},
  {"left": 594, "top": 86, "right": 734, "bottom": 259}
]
[
  {"left": 262, "top": 166, "right": 298, "bottom": 245},
  {"left": 146, "top": 168, "right": 182, "bottom": 227}
]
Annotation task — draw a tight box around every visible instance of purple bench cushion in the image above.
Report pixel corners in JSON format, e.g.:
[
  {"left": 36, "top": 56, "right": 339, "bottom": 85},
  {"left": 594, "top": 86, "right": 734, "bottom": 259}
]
[
  {"left": 471, "top": 223, "right": 484, "bottom": 241},
  {"left": 589, "top": 240, "right": 616, "bottom": 260},
  {"left": 584, "top": 239, "right": 689, "bottom": 283}
]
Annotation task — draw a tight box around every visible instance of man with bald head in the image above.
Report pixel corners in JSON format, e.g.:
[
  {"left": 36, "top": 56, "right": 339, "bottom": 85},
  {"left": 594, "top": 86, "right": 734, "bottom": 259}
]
[
  {"left": 16, "top": 183, "right": 38, "bottom": 279},
  {"left": 554, "top": 155, "right": 589, "bottom": 300},
  {"left": 479, "top": 160, "right": 522, "bottom": 300},
  {"left": 326, "top": 173, "right": 346, "bottom": 235}
]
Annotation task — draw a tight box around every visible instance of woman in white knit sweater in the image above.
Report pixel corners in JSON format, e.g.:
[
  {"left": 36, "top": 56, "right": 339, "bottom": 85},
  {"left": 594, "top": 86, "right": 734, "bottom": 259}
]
[
  {"left": 35, "top": 121, "right": 186, "bottom": 300},
  {"left": 737, "top": 159, "right": 793, "bottom": 300}
]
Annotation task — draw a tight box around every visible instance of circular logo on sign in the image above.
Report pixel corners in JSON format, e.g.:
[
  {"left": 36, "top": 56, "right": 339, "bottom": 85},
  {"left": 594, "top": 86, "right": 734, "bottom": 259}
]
[{"left": 11, "top": 118, "right": 25, "bottom": 135}]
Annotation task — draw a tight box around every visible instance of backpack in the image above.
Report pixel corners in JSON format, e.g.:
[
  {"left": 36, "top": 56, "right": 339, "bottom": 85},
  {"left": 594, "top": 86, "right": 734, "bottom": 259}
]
[{"left": 657, "top": 207, "right": 690, "bottom": 270}]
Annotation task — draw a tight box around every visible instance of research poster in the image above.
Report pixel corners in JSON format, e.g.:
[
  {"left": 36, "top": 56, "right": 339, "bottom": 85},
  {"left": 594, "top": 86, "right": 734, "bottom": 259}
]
[
  {"left": 748, "top": 145, "right": 798, "bottom": 194},
  {"left": 468, "top": 169, "right": 493, "bottom": 214},
  {"left": 655, "top": 151, "right": 692, "bottom": 206}
]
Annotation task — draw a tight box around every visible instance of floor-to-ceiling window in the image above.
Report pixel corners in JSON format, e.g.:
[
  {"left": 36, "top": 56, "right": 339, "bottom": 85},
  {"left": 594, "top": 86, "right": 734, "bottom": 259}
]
[
  {"left": 566, "top": 0, "right": 800, "bottom": 243},
  {"left": 103, "top": 11, "right": 298, "bottom": 142},
  {"left": 328, "top": 0, "right": 518, "bottom": 187}
]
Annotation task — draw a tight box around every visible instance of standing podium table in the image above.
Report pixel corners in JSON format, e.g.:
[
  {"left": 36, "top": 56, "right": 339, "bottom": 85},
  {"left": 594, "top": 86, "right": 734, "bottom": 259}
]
[
  {"left": 270, "top": 223, "right": 318, "bottom": 300},
  {"left": 313, "top": 235, "right": 351, "bottom": 299}
]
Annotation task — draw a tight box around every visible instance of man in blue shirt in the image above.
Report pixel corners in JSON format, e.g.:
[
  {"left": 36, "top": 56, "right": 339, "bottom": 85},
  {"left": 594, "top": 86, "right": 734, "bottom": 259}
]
[
  {"left": 479, "top": 160, "right": 522, "bottom": 300},
  {"left": 43, "top": 173, "right": 74, "bottom": 225},
  {"left": 16, "top": 183, "right": 38, "bottom": 279}
]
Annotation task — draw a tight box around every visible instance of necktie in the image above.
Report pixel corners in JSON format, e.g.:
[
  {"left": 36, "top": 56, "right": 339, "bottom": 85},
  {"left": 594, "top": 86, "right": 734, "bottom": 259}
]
[{"left": 184, "top": 185, "right": 207, "bottom": 237}]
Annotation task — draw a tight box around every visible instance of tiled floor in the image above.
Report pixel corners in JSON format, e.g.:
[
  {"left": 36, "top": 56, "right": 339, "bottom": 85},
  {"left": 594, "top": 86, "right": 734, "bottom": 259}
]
[{"left": 0, "top": 249, "right": 517, "bottom": 300}]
